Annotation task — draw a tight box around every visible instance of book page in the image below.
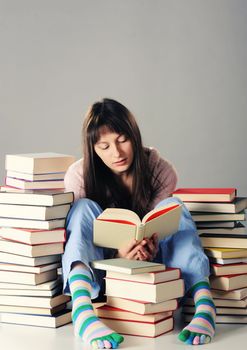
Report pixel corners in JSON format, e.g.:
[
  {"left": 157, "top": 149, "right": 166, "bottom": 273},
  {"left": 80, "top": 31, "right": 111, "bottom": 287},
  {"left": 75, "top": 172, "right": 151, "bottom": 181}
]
[{"left": 97, "top": 208, "right": 141, "bottom": 225}]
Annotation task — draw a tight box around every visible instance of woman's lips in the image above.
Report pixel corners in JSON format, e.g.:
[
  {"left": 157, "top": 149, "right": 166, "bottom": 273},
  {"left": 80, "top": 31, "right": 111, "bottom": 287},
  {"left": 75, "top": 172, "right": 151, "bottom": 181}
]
[{"left": 113, "top": 158, "right": 127, "bottom": 166}]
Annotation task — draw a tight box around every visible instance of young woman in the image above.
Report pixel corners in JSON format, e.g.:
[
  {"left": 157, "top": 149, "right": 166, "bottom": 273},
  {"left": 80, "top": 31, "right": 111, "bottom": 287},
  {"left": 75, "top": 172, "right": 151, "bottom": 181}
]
[{"left": 62, "top": 98, "right": 216, "bottom": 349}]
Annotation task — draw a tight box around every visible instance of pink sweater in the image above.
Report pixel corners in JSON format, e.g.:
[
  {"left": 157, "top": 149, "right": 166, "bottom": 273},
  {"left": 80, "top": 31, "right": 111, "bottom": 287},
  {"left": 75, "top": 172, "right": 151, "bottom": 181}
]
[{"left": 64, "top": 148, "right": 178, "bottom": 210}]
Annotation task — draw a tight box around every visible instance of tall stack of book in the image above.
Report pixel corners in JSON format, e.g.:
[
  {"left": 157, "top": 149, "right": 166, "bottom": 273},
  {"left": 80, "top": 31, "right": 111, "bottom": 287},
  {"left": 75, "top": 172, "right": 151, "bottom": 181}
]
[
  {"left": 91, "top": 258, "right": 185, "bottom": 337},
  {"left": 172, "top": 188, "right": 247, "bottom": 324},
  {"left": 0, "top": 153, "right": 75, "bottom": 328}
]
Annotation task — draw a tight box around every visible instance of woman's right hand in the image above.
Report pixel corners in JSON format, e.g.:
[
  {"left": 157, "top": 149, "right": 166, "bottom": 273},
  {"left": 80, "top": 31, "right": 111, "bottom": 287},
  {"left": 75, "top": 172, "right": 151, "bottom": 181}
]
[{"left": 116, "top": 239, "right": 150, "bottom": 260}]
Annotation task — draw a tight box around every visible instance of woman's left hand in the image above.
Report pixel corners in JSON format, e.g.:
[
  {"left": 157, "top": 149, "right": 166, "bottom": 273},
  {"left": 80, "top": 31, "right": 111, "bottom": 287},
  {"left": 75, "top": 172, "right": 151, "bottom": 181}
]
[{"left": 137, "top": 233, "right": 159, "bottom": 261}]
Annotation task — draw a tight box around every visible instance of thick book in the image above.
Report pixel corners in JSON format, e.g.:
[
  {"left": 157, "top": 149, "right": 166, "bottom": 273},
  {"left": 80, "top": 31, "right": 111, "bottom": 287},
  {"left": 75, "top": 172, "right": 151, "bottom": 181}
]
[
  {"left": 0, "top": 190, "right": 74, "bottom": 206},
  {"left": 211, "top": 262, "right": 247, "bottom": 276},
  {"left": 0, "top": 239, "right": 64, "bottom": 257},
  {"left": 192, "top": 211, "right": 245, "bottom": 222},
  {"left": 197, "top": 223, "right": 246, "bottom": 235},
  {"left": 106, "top": 267, "right": 181, "bottom": 283},
  {"left": 97, "top": 315, "right": 173, "bottom": 337},
  {"left": 184, "top": 313, "right": 247, "bottom": 324},
  {"left": 211, "top": 287, "right": 247, "bottom": 300},
  {"left": 204, "top": 247, "right": 247, "bottom": 259},
  {"left": 0, "top": 227, "right": 66, "bottom": 245},
  {"left": 5, "top": 153, "right": 75, "bottom": 174},
  {"left": 93, "top": 203, "right": 182, "bottom": 249},
  {"left": 200, "top": 234, "right": 247, "bottom": 249},
  {"left": 184, "top": 296, "right": 247, "bottom": 308},
  {"left": 0, "top": 303, "right": 66, "bottom": 316},
  {"left": 185, "top": 197, "right": 247, "bottom": 213},
  {"left": 0, "top": 269, "right": 57, "bottom": 285},
  {"left": 183, "top": 305, "right": 247, "bottom": 315},
  {"left": 209, "top": 257, "right": 247, "bottom": 265},
  {"left": 0, "top": 293, "right": 70, "bottom": 308},
  {"left": 0, "top": 203, "right": 71, "bottom": 220},
  {"left": 172, "top": 188, "right": 236, "bottom": 202},
  {"left": 0, "top": 276, "right": 62, "bottom": 291},
  {"left": 196, "top": 221, "right": 236, "bottom": 228},
  {"left": 0, "top": 285, "right": 62, "bottom": 297},
  {"left": 91, "top": 258, "right": 166, "bottom": 275},
  {"left": 106, "top": 296, "right": 178, "bottom": 315},
  {"left": 0, "top": 217, "right": 65, "bottom": 230},
  {"left": 210, "top": 274, "right": 247, "bottom": 291},
  {"left": 5, "top": 177, "right": 65, "bottom": 190},
  {"left": 0, "top": 252, "right": 61, "bottom": 267},
  {"left": 0, "top": 309, "right": 72, "bottom": 328},
  {"left": 105, "top": 277, "right": 184, "bottom": 303},
  {"left": 6, "top": 170, "right": 65, "bottom": 182},
  {"left": 95, "top": 304, "right": 172, "bottom": 322},
  {"left": 0, "top": 262, "right": 61, "bottom": 274}
]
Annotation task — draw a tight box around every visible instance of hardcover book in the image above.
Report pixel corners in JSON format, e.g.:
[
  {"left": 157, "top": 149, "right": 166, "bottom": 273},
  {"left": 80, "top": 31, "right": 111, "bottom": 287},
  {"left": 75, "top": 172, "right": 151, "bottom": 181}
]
[
  {"left": 93, "top": 202, "right": 182, "bottom": 249},
  {"left": 172, "top": 188, "right": 236, "bottom": 202}
]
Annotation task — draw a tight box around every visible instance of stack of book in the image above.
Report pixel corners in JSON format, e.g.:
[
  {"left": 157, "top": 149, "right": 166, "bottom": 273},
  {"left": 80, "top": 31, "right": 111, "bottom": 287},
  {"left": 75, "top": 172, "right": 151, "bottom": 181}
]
[
  {"left": 0, "top": 152, "right": 75, "bottom": 328},
  {"left": 172, "top": 188, "right": 247, "bottom": 324},
  {"left": 91, "top": 258, "right": 185, "bottom": 337}
]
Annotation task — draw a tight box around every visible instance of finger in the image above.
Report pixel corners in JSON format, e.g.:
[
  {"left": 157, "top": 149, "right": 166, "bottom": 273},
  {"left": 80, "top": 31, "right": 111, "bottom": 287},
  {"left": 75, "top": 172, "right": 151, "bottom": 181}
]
[
  {"left": 124, "top": 238, "right": 139, "bottom": 254},
  {"left": 127, "top": 242, "right": 148, "bottom": 259}
]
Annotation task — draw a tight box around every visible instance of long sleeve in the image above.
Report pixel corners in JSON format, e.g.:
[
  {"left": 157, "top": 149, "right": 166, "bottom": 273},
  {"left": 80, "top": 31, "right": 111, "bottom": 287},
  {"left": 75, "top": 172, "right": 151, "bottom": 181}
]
[
  {"left": 64, "top": 159, "right": 86, "bottom": 202},
  {"left": 148, "top": 148, "right": 178, "bottom": 209}
]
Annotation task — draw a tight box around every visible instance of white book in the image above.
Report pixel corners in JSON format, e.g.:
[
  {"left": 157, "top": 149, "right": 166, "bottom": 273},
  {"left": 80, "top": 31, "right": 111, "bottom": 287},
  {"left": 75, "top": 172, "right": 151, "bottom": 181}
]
[
  {"left": 0, "top": 203, "right": 70, "bottom": 220},
  {"left": 6, "top": 170, "right": 65, "bottom": 181},
  {"left": 0, "top": 262, "right": 61, "bottom": 274},
  {"left": 0, "top": 276, "right": 62, "bottom": 290},
  {"left": 5, "top": 177, "right": 65, "bottom": 190},
  {"left": 5, "top": 153, "right": 75, "bottom": 174},
  {"left": 0, "top": 252, "right": 61, "bottom": 267},
  {"left": 0, "top": 217, "right": 65, "bottom": 229}
]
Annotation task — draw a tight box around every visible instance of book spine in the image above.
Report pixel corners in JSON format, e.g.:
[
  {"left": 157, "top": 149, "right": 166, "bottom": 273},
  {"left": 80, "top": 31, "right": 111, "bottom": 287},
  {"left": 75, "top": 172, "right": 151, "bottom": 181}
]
[{"left": 136, "top": 224, "right": 145, "bottom": 240}]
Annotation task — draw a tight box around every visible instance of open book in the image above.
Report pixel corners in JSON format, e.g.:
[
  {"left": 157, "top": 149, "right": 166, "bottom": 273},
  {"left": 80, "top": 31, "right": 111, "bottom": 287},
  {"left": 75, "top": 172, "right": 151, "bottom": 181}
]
[{"left": 93, "top": 202, "right": 182, "bottom": 249}]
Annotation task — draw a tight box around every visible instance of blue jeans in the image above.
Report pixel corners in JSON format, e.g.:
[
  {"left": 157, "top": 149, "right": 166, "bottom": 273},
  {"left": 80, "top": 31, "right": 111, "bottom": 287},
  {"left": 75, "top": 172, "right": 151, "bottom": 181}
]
[{"left": 62, "top": 197, "right": 210, "bottom": 297}]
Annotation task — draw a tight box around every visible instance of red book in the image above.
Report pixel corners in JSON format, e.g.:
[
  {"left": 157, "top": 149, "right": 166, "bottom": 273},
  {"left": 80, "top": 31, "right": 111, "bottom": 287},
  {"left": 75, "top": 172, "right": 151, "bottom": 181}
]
[{"left": 172, "top": 188, "right": 236, "bottom": 202}]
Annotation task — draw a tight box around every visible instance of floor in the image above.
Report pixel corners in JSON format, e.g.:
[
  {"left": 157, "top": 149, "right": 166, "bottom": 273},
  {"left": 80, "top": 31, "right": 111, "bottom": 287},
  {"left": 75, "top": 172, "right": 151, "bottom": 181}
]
[{"left": 1, "top": 309, "right": 247, "bottom": 350}]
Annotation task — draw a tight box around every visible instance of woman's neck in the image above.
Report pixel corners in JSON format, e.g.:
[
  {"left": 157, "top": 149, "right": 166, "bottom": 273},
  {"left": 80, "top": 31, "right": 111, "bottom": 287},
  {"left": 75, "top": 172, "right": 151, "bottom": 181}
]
[{"left": 115, "top": 172, "right": 133, "bottom": 193}]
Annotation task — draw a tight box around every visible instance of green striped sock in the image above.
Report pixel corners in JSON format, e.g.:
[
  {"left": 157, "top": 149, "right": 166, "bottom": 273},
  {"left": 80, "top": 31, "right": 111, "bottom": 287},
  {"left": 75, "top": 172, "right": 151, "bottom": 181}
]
[
  {"left": 68, "top": 267, "right": 124, "bottom": 349},
  {"left": 178, "top": 281, "right": 216, "bottom": 345}
]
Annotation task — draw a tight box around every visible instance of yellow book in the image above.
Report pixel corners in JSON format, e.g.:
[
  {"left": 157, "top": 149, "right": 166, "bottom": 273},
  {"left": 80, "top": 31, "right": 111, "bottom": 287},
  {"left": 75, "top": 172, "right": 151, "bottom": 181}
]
[{"left": 93, "top": 202, "right": 182, "bottom": 249}]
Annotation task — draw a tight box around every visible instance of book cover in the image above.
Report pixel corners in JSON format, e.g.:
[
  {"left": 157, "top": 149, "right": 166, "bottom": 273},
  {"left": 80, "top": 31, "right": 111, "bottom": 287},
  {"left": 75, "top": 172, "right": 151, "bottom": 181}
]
[
  {"left": 185, "top": 197, "right": 247, "bottom": 213},
  {"left": 5, "top": 153, "right": 75, "bottom": 174},
  {"left": 0, "top": 190, "right": 74, "bottom": 206},
  {"left": 0, "top": 203, "right": 71, "bottom": 220},
  {"left": 172, "top": 188, "right": 236, "bottom": 202},
  {"left": 98, "top": 316, "right": 174, "bottom": 337},
  {"left": 106, "top": 267, "right": 181, "bottom": 283},
  {"left": 0, "top": 227, "right": 66, "bottom": 245},
  {"left": 200, "top": 234, "right": 247, "bottom": 249},
  {"left": 184, "top": 296, "right": 247, "bottom": 308},
  {"left": 0, "top": 269, "right": 58, "bottom": 285},
  {"left": 0, "top": 217, "right": 65, "bottom": 230},
  {"left": 6, "top": 170, "right": 66, "bottom": 182},
  {"left": 105, "top": 277, "right": 184, "bottom": 303},
  {"left": 0, "top": 276, "right": 62, "bottom": 291},
  {"left": 93, "top": 202, "right": 182, "bottom": 249},
  {"left": 0, "top": 262, "right": 61, "bottom": 274},
  {"left": 0, "top": 303, "right": 66, "bottom": 316},
  {"left": 5, "top": 177, "right": 65, "bottom": 190},
  {"left": 0, "top": 309, "right": 72, "bottom": 328},
  {"left": 184, "top": 313, "right": 247, "bottom": 324},
  {"left": 95, "top": 304, "right": 172, "bottom": 322},
  {"left": 210, "top": 273, "right": 247, "bottom": 291},
  {"left": 0, "top": 239, "right": 64, "bottom": 257},
  {"left": 204, "top": 247, "right": 247, "bottom": 259},
  {"left": 0, "top": 293, "right": 70, "bottom": 308},
  {"left": 211, "top": 262, "right": 247, "bottom": 276},
  {"left": 192, "top": 211, "right": 245, "bottom": 222},
  {"left": 91, "top": 258, "right": 166, "bottom": 275},
  {"left": 0, "top": 252, "right": 61, "bottom": 267},
  {"left": 106, "top": 296, "right": 178, "bottom": 315},
  {"left": 209, "top": 257, "right": 247, "bottom": 265},
  {"left": 197, "top": 223, "right": 246, "bottom": 235},
  {"left": 211, "top": 287, "right": 247, "bottom": 300}
]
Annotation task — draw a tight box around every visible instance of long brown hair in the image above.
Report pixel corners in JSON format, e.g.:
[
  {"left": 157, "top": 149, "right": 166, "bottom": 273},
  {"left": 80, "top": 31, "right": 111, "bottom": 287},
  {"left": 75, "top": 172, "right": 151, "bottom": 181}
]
[{"left": 82, "top": 98, "right": 155, "bottom": 218}]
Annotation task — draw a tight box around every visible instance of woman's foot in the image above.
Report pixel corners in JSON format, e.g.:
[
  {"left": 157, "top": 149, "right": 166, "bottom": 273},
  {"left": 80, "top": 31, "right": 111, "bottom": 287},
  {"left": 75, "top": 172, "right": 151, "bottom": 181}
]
[
  {"left": 178, "top": 281, "right": 216, "bottom": 345},
  {"left": 69, "top": 267, "right": 124, "bottom": 348}
]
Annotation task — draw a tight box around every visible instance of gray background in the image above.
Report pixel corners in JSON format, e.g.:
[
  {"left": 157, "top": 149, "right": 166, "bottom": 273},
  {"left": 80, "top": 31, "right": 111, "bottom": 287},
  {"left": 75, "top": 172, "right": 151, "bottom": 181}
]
[{"left": 1, "top": 0, "right": 246, "bottom": 195}]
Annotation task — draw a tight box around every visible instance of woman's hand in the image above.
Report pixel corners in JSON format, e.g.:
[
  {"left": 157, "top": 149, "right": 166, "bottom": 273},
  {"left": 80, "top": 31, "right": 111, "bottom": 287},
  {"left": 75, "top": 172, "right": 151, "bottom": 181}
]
[
  {"left": 116, "top": 239, "right": 150, "bottom": 260},
  {"left": 138, "top": 233, "right": 159, "bottom": 261}
]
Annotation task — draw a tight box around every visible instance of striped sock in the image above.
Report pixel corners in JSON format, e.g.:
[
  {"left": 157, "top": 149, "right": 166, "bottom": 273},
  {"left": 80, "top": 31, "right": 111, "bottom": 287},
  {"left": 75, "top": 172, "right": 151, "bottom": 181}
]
[
  {"left": 68, "top": 267, "right": 124, "bottom": 349},
  {"left": 178, "top": 281, "right": 216, "bottom": 345}
]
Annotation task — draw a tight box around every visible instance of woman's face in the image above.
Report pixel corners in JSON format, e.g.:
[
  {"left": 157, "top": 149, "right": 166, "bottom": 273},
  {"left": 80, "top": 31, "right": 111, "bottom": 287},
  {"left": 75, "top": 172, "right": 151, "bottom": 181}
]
[{"left": 94, "top": 126, "right": 134, "bottom": 175}]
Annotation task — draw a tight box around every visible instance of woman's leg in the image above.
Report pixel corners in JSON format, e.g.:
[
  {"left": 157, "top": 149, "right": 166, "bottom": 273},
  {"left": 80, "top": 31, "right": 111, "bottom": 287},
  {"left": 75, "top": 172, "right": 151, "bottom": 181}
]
[
  {"left": 154, "top": 197, "right": 216, "bottom": 345},
  {"left": 62, "top": 199, "right": 124, "bottom": 349}
]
